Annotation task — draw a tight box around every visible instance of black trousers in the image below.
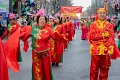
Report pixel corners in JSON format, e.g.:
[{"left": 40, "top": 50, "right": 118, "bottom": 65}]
[{"left": 0, "top": 28, "right": 4, "bottom": 37}]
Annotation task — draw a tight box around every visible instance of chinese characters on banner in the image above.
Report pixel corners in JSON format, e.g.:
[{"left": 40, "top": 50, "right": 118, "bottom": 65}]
[{"left": 61, "top": 6, "right": 82, "bottom": 13}]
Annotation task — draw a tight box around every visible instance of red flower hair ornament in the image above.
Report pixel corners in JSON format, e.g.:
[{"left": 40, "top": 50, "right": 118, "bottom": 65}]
[
  {"left": 36, "top": 9, "right": 45, "bottom": 16},
  {"left": 9, "top": 13, "right": 15, "bottom": 19}
]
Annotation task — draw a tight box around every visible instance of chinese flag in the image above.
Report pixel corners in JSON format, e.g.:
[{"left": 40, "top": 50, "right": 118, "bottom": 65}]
[
  {"left": 4, "top": 28, "right": 20, "bottom": 72},
  {"left": 0, "top": 38, "right": 9, "bottom": 80}
]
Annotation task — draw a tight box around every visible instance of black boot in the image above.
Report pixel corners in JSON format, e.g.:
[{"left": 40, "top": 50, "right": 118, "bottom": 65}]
[
  {"left": 56, "top": 63, "right": 59, "bottom": 66},
  {"left": 52, "top": 63, "right": 55, "bottom": 66}
]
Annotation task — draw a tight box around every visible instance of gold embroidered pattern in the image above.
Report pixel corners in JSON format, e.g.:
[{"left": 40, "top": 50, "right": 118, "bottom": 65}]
[
  {"left": 35, "top": 63, "right": 42, "bottom": 80},
  {"left": 33, "top": 28, "right": 48, "bottom": 48},
  {"left": 90, "top": 44, "right": 93, "bottom": 54},
  {"left": 8, "top": 25, "right": 16, "bottom": 37},
  {"left": 53, "top": 25, "right": 59, "bottom": 32},
  {"left": 34, "top": 28, "right": 48, "bottom": 39},
  {"left": 108, "top": 46, "right": 114, "bottom": 54},
  {"left": 94, "top": 20, "right": 108, "bottom": 29},
  {"left": 34, "top": 53, "right": 42, "bottom": 80},
  {"left": 97, "top": 43, "right": 107, "bottom": 55},
  {"left": 51, "top": 39, "right": 56, "bottom": 59},
  {"left": 33, "top": 48, "right": 50, "bottom": 53},
  {"left": 34, "top": 53, "right": 40, "bottom": 62}
]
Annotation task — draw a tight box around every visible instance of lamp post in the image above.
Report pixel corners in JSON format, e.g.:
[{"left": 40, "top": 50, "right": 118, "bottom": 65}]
[
  {"left": 9, "top": 0, "right": 13, "bottom": 13},
  {"left": 51, "top": 0, "right": 55, "bottom": 15},
  {"left": 118, "top": 0, "right": 120, "bottom": 18},
  {"left": 18, "top": 0, "right": 21, "bottom": 17},
  {"left": 46, "top": 0, "right": 50, "bottom": 14}
]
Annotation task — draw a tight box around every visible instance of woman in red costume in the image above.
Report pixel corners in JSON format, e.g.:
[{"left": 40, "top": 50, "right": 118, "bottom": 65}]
[
  {"left": 87, "top": 8, "right": 115, "bottom": 80},
  {"left": 1, "top": 13, "right": 22, "bottom": 62},
  {"left": 81, "top": 19, "right": 87, "bottom": 40},
  {"left": 48, "top": 15, "right": 54, "bottom": 28},
  {"left": 20, "top": 9, "right": 67, "bottom": 80},
  {"left": 30, "top": 15, "right": 37, "bottom": 27},
  {"left": 50, "top": 14, "right": 66, "bottom": 66},
  {"left": 61, "top": 16, "right": 68, "bottom": 49},
  {"left": 66, "top": 16, "right": 73, "bottom": 41}
]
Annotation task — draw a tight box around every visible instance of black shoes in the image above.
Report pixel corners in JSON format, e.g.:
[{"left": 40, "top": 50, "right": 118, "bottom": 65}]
[{"left": 52, "top": 63, "right": 59, "bottom": 66}]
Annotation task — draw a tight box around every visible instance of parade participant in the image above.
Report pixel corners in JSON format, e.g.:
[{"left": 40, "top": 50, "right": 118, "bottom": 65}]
[
  {"left": 20, "top": 9, "right": 67, "bottom": 80},
  {"left": 61, "top": 16, "right": 68, "bottom": 49},
  {"left": 48, "top": 15, "right": 54, "bottom": 27},
  {"left": 86, "top": 18, "right": 91, "bottom": 35},
  {"left": 86, "top": 18, "right": 91, "bottom": 27},
  {"left": 81, "top": 19, "right": 87, "bottom": 40},
  {"left": 50, "top": 14, "right": 66, "bottom": 66},
  {"left": 117, "top": 24, "right": 120, "bottom": 50},
  {"left": 76, "top": 18, "right": 80, "bottom": 29},
  {"left": 110, "top": 18, "right": 115, "bottom": 31},
  {"left": 66, "top": 16, "right": 73, "bottom": 41},
  {"left": 73, "top": 17, "right": 76, "bottom": 37},
  {"left": 71, "top": 17, "right": 76, "bottom": 37},
  {"left": 87, "top": 8, "right": 115, "bottom": 80},
  {"left": 30, "top": 15, "right": 37, "bottom": 27},
  {"left": 0, "top": 14, "right": 4, "bottom": 37},
  {"left": 1, "top": 13, "right": 22, "bottom": 62}
]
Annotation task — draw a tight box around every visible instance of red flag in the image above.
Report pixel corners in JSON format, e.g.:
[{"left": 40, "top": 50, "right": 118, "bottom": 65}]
[
  {"left": 0, "top": 38, "right": 9, "bottom": 80},
  {"left": 4, "top": 28, "right": 21, "bottom": 72},
  {"left": 20, "top": 25, "right": 31, "bottom": 42}
]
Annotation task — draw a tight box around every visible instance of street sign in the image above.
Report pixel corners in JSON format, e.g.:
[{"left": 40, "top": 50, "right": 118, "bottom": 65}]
[{"left": 0, "top": 0, "right": 9, "bottom": 27}]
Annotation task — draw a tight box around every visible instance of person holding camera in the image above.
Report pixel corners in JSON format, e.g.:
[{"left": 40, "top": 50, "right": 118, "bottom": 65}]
[{"left": 0, "top": 14, "right": 4, "bottom": 37}]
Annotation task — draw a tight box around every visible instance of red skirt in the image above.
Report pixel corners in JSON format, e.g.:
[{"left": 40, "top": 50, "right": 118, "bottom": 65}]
[{"left": 32, "top": 50, "right": 53, "bottom": 80}]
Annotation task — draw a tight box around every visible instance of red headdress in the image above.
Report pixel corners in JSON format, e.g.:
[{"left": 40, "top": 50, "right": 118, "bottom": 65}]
[
  {"left": 55, "top": 13, "right": 60, "bottom": 17},
  {"left": 96, "top": 8, "right": 107, "bottom": 20}
]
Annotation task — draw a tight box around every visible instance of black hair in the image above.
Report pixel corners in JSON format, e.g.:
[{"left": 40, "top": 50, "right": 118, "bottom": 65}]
[
  {"left": 33, "top": 16, "right": 35, "bottom": 21},
  {"left": 66, "top": 17, "right": 69, "bottom": 19},
  {"left": 53, "top": 16, "right": 62, "bottom": 26},
  {"left": 107, "top": 18, "right": 110, "bottom": 22},
  {"left": 61, "top": 17, "right": 66, "bottom": 23},
  {"left": 10, "top": 18, "right": 16, "bottom": 21},
  {"left": 0, "top": 14, "right": 2, "bottom": 16},
  {"left": 36, "top": 15, "right": 48, "bottom": 24}
]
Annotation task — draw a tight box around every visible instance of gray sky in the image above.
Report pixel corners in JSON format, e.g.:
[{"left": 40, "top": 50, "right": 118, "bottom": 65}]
[{"left": 72, "top": 0, "right": 91, "bottom": 11}]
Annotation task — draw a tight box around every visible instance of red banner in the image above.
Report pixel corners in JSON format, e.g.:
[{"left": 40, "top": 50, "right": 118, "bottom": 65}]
[{"left": 61, "top": 6, "right": 82, "bottom": 13}]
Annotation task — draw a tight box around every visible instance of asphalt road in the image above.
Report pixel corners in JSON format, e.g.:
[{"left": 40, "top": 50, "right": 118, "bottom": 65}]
[{"left": 9, "top": 29, "right": 120, "bottom": 80}]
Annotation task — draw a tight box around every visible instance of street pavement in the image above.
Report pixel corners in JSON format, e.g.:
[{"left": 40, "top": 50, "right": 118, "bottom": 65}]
[{"left": 9, "top": 29, "right": 120, "bottom": 80}]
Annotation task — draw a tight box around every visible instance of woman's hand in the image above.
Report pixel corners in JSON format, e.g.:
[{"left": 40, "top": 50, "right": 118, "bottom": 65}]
[{"left": 118, "top": 33, "right": 120, "bottom": 36}]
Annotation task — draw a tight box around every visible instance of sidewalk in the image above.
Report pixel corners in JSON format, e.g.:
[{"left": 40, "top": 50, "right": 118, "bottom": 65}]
[{"left": 2, "top": 37, "right": 31, "bottom": 46}]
